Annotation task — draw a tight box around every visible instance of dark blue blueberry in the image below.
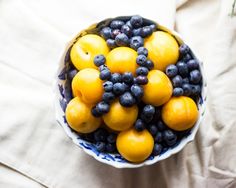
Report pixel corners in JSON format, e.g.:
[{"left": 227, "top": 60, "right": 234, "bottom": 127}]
[
  {"left": 173, "top": 87, "right": 184, "bottom": 96},
  {"left": 136, "top": 66, "right": 149, "bottom": 76},
  {"left": 94, "top": 54, "right": 106, "bottom": 67},
  {"left": 172, "top": 75, "right": 183, "bottom": 87},
  {"left": 119, "top": 92, "right": 136, "bottom": 107},
  {"left": 130, "top": 36, "right": 144, "bottom": 50},
  {"left": 111, "top": 29, "right": 121, "bottom": 39},
  {"left": 102, "top": 92, "right": 115, "bottom": 103},
  {"left": 122, "top": 72, "right": 133, "bottom": 84},
  {"left": 163, "top": 130, "right": 177, "bottom": 146},
  {"left": 187, "top": 59, "right": 199, "bottom": 70},
  {"left": 165, "top": 64, "right": 178, "bottom": 78},
  {"left": 110, "top": 20, "right": 125, "bottom": 29},
  {"left": 134, "top": 119, "right": 146, "bottom": 131},
  {"left": 154, "top": 132, "right": 163, "bottom": 143},
  {"left": 143, "top": 105, "right": 155, "bottom": 118},
  {"left": 149, "top": 24, "right": 157, "bottom": 31},
  {"left": 177, "top": 61, "right": 189, "bottom": 77},
  {"left": 130, "top": 15, "right": 143, "bottom": 28},
  {"left": 136, "top": 75, "right": 148, "bottom": 85},
  {"left": 107, "top": 133, "right": 117, "bottom": 144},
  {"left": 152, "top": 143, "right": 163, "bottom": 156},
  {"left": 105, "top": 143, "right": 116, "bottom": 153},
  {"left": 94, "top": 129, "right": 108, "bottom": 142},
  {"left": 103, "top": 81, "right": 113, "bottom": 92},
  {"left": 182, "top": 54, "right": 192, "bottom": 62},
  {"left": 189, "top": 70, "right": 202, "bottom": 84},
  {"left": 182, "top": 83, "right": 192, "bottom": 96},
  {"left": 182, "top": 77, "right": 190, "bottom": 84},
  {"left": 179, "top": 44, "right": 190, "bottom": 55},
  {"left": 121, "top": 24, "right": 132, "bottom": 37},
  {"left": 145, "top": 60, "right": 154, "bottom": 70},
  {"left": 136, "top": 55, "right": 147, "bottom": 66},
  {"left": 100, "top": 27, "right": 112, "bottom": 40},
  {"left": 96, "top": 101, "right": 110, "bottom": 114},
  {"left": 115, "top": 33, "right": 129, "bottom": 47},
  {"left": 137, "top": 47, "right": 148, "bottom": 56},
  {"left": 130, "top": 84, "right": 144, "bottom": 100},
  {"left": 100, "top": 69, "right": 111, "bottom": 80},
  {"left": 113, "top": 83, "right": 126, "bottom": 95},
  {"left": 106, "top": 39, "right": 117, "bottom": 49},
  {"left": 95, "top": 142, "right": 106, "bottom": 152},
  {"left": 149, "top": 124, "right": 158, "bottom": 136},
  {"left": 68, "top": 69, "right": 78, "bottom": 80},
  {"left": 126, "top": 20, "right": 133, "bottom": 29},
  {"left": 156, "top": 121, "right": 166, "bottom": 131},
  {"left": 140, "top": 26, "right": 153, "bottom": 37},
  {"left": 190, "top": 84, "right": 201, "bottom": 96},
  {"left": 132, "top": 28, "right": 142, "bottom": 36},
  {"left": 91, "top": 106, "right": 102, "bottom": 117},
  {"left": 110, "top": 73, "right": 122, "bottom": 83}
]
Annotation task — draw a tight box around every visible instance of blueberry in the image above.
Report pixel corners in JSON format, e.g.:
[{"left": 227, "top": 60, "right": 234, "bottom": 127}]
[
  {"left": 95, "top": 142, "right": 106, "bottom": 152},
  {"left": 143, "top": 105, "right": 155, "bottom": 117},
  {"left": 94, "top": 55, "right": 106, "bottom": 67},
  {"left": 126, "top": 20, "right": 133, "bottom": 29},
  {"left": 177, "top": 61, "right": 188, "bottom": 77},
  {"left": 107, "top": 133, "right": 117, "bottom": 144},
  {"left": 132, "top": 28, "right": 142, "bottom": 36},
  {"left": 182, "top": 83, "right": 192, "bottom": 96},
  {"left": 110, "top": 20, "right": 125, "bottom": 29},
  {"left": 130, "top": 84, "right": 144, "bottom": 100},
  {"left": 110, "top": 73, "right": 122, "bottom": 83},
  {"left": 102, "top": 92, "right": 115, "bottom": 103},
  {"left": 123, "top": 82, "right": 130, "bottom": 91},
  {"left": 173, "top": 87, "right": 184, "bottom": 96},
  {"left": 130, "top": 15, "right": 143, "bottom": 28},
  {"left": 165, "top": 64, "right": 178, "bottom": 78},
  {"left": 121, "top": 24, "right": 132, "bottom": 37},
  {"left": 179, "top": 44, "right": 190, "bottom": 55},
  {"left": 122, "top": 72, "right": 133, "bottom": 84},
  {"left": 187, "top": 59, "right": 199, "bottom": 70},
  {"left": 189, "top": 70, "right": 202, "bottom": 84},
  {"left": 149, "top": 24, "right": 157, "bottom": 31},
  {"left": 68, "top": 69, "right": 78, "bottom": 80},
  {"left": 105, "top": 143, "right": 116, "bottom": 153},
  {"left": 91, "top": 106, "right": 102, "bottom": 117},
  {"left": 140, "top": 26, "right": 153, "bottom": 37},
  {"left": 111, "top": 29, "right": 121, "bottom": 39},
  {"left": 190, "top": 84, "right": 201, "bottom": 95},
  {"left": 182, "top": 77, "right": 190, "bottom": 84},
  {"left": 151, "top": 107, "right": 161, "bottom": 122},
  {"left": 163, "top": 130, "right": 177, "bottom": 146},
  {"left": 145, "top": 60, "right": 154, "bottom": 70},
  {"left": 106, "top": 39, "right": 117, "bottom": 49},
  {"left": 94, "top": 129, "right": 108, "bottom": 142},
  {"left": 96, "top": 101, "right": 110, "bottom": 114},
  {"left": 172, "top": 75, "right": 183, "bottom": 87},
  {"left": 136, "top": 75, "right": 148, "bottom": 85},
  {"left": 152, "top": 143, "right": 163, "bottom": 156},
  {"left": 156, "top": 121, "right": 166, "bottom": 131},
  {"left": 130, "top": 36, "right": 144, "bottom": 50},
  {"left": 182, "top": 54, "right": 192, "bottom": 62},
  {"left": 99, "top": 64, "right": 108, "bottom": 71},
  {"left": 154, "top": 132, "right": 163, "bottom": 143},
  {"left": 136, "top": 66, "right": 149, "bottom": 76},
  {"left": 113, "top": 83, "right": 126, "bottom": 95},
  {"left": 133, "top": 77, "right": 138, "bottom": 84},
  {"left": 134, "top": 119, "right": 146, "bottom": 131},
  {"left": 100, "top": 69, "right": 111, "bottom": 80},
  {"left": 115, "top": 33, "right": 129, "bottom": 46},
  {"left": 136, "top": 55, "right": 147, "bottom": 66},
  {"left": 103, "top": 81, "right": 113, "bottom": 92},
  {"left": 119, "top": 92, "right": 136, "bottom": 107},
  {"left": 137, "top": 47, "right": 148, "bottom": 56},
  {"left": 149, "top": 124, "right": 158, "bottom": 136},
  {"left": 100, "top": 27, "right": 112, "bottom": 40}
]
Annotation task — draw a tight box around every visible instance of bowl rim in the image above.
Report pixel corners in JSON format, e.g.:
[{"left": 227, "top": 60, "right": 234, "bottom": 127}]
[{"left": 53, "top": 16, "right": 207, "bottom": 168}]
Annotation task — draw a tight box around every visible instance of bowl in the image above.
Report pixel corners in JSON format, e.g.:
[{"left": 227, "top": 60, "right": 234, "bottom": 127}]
[{"left": 54, "top": 16, "right": 207, "bottom": 168}]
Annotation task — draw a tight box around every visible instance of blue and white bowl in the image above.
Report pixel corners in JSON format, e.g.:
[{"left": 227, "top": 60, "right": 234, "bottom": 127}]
[{"left": 54, "top": 16, "right": 207, "bottom": 168}]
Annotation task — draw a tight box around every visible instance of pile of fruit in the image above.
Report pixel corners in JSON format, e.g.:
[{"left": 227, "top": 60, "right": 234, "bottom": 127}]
[{"left": 63, "top": 16, "right": 202, "bottom": 163}]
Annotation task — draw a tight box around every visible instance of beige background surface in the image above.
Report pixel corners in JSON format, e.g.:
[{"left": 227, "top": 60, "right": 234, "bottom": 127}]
[{"left": 0, "top": 0, "right": 236, "bottom": 187}]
